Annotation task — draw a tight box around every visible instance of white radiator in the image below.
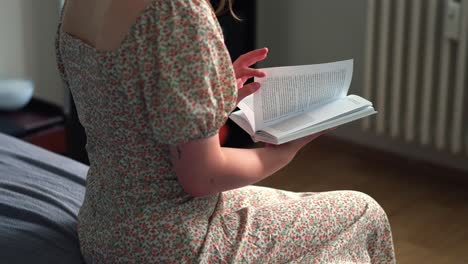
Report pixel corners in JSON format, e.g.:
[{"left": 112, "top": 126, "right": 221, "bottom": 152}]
[{"left": 363, "top": 0, "right": 468, "bottom": 156}]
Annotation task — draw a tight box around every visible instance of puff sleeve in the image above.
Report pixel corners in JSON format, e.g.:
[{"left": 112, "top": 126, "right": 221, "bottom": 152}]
[{"left": 137, "top": 0, "right": 237, "bottom": 145}]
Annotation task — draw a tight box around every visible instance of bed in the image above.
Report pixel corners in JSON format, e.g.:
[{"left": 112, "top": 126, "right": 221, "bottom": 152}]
[{"left": 0, "top": 132, "right": 87, "bottom": 263}]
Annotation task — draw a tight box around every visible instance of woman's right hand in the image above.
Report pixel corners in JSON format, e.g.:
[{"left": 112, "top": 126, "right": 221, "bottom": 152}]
[{"left": 232, "top": 48, "right": 269, "bottom": 104}]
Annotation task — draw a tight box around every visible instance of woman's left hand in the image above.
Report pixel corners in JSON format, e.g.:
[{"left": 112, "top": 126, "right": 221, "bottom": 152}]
[{"left": 233, "top": 48, "right": 269, "bottom": 104}]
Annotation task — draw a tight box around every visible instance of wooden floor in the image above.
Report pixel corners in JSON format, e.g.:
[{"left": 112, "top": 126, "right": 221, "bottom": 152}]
[{"left": 256, "top": 136, "right": 468, "bottom": 264}]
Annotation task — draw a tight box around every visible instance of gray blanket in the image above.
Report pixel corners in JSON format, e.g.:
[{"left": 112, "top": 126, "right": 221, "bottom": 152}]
[{"left": 0, "top": 133, "right": 88, "bottom": 264}]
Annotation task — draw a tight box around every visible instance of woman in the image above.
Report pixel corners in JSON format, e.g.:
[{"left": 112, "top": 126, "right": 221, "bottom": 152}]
[{"left": 56, "top": 0, "right": 396, "bottom": 262}]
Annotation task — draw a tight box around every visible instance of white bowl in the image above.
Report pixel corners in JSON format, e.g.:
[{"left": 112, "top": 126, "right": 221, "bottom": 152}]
[{"left": 0, "top": 80, "right": 34, "bottom": 111}]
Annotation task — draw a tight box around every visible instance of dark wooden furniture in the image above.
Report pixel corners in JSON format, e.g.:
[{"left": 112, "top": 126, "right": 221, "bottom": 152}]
[{"left": 0, "top": 98, "right": 66, "bottom": 154}]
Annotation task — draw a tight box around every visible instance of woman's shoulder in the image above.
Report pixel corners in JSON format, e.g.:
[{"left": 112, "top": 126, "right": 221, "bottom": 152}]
[{"left": 129, "top": 0, "right": 221, "bottom": 44}]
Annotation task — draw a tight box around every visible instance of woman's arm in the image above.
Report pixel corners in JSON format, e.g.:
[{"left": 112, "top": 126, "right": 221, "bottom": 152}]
[
  {"left": 170, "top": 131, "right": 327, "bottom": 197},
  {"left": 171, "top": 47, "right": 329, "bottom": 197}
]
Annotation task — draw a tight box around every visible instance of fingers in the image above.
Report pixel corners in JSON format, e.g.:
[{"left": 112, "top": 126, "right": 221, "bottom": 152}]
[
  {"left": 233, "top": 48, "right": 269, "bottom": 68},
  {"left": 237, "top": 82, "right": 261, "bottom": 103},
  {"left": 233, "top": 48, "right": 268, "bottom": 88},
  {"left": 235, "top": 67, "right": 266, "bottom": 81}
]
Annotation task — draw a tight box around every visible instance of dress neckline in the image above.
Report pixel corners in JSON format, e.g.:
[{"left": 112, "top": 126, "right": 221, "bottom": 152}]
[{"left": 58, "top": 0, "right": 158, "bottom": 56}]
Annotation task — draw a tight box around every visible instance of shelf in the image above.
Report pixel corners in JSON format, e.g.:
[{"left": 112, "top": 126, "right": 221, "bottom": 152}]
[{"left": 0, "top": 98, "right": 66, "bottom": 154}]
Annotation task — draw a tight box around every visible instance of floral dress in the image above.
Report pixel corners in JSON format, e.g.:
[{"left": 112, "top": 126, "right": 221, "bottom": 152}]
[{"left": 55, "top": 0, "right": 396, "bottom": 263}]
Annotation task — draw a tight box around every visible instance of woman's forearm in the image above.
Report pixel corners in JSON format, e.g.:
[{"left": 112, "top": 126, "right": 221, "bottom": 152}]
[
  {"left": 221, "top": 146, "right": 292, "bottom": 185},
  {"left": 182, "top": 146, "right": 293, "bottom": 197},
  {"left": 174, "top": 128, "right": 327, "bottom": 197}
]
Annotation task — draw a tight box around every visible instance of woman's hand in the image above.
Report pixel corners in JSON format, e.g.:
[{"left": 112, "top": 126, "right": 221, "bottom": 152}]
[{"left": 233, "top": 48, "right": 269, "bottom": 104}]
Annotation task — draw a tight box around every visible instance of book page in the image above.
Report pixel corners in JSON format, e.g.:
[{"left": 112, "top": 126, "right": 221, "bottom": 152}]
[
  {"left": 252, "top": 60, "right": 353, "bottom": 130},
  {"left": 260, "top": 95, "right": 372, "bottom": 137},
  {"left": 229, "top": 109, "right": 255, "bottom": 136},
  {"left": 256, "top": 106, "right": 376, "bottom": 145},
  {"left": 237, "top": 94, "right": 256, "bottom": 130}
]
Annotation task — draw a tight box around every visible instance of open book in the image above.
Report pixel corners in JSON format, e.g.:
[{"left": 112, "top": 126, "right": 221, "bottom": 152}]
[{"left": 229, "top": 60, "right": 377, "bottom": 145}]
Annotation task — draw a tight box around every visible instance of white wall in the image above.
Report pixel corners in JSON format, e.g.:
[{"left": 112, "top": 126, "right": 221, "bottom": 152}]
[
  {"left": 0, "top": 1, "right": 28, "bottom": 79},
  {"left": 256, "top": 0, "right": 367, "bottom": 95},
  {"left": 0, "top": 0, "right": 64, "bottom": 106}
]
